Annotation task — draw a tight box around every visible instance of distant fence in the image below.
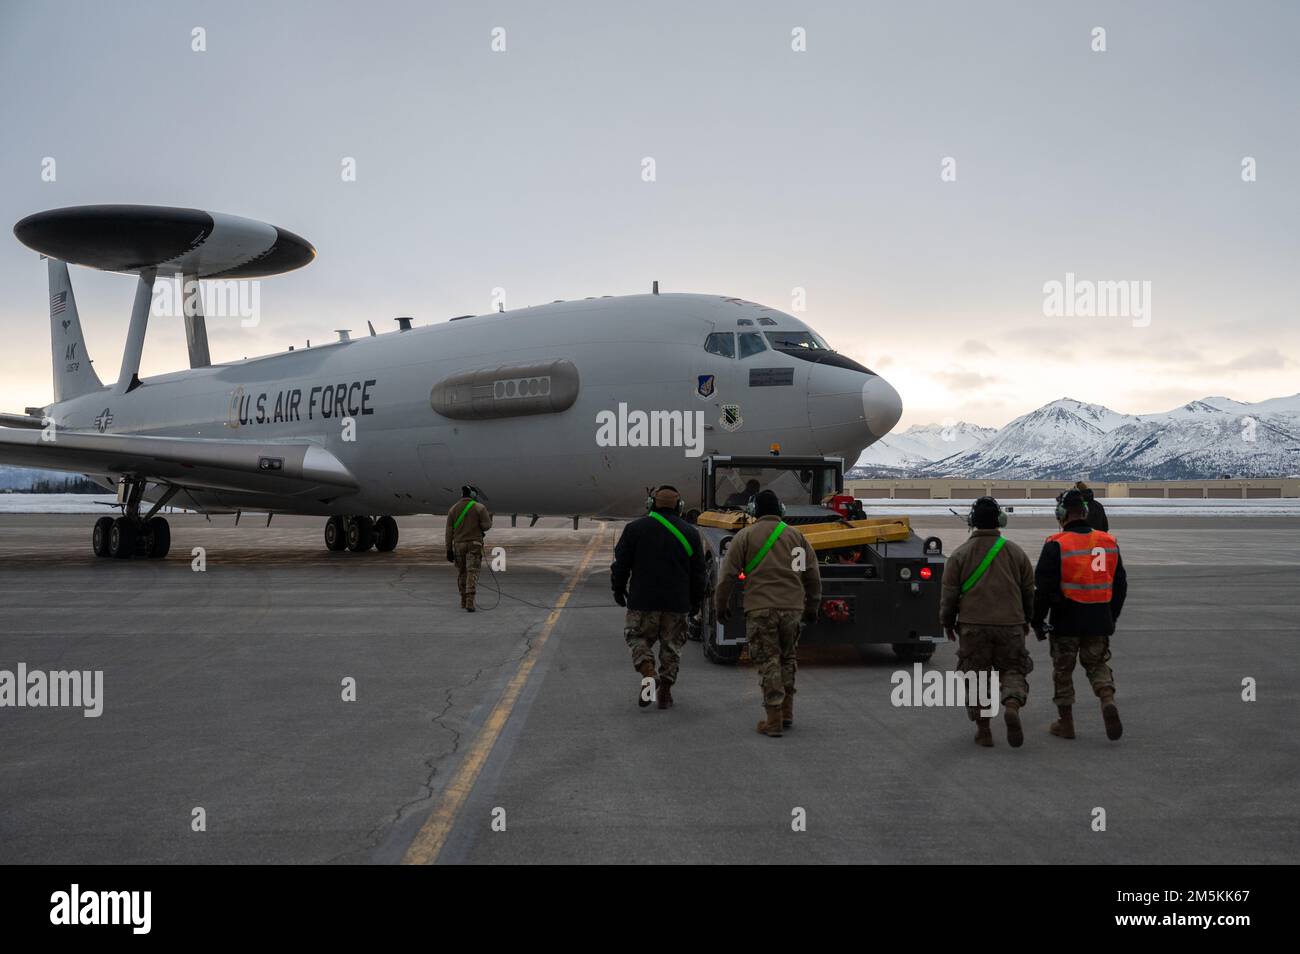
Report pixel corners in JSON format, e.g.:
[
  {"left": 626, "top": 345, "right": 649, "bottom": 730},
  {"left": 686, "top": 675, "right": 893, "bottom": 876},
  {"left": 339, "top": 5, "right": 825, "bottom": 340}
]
[{"left": 845, "top": 478, "right": 1300, "bottom": 500}]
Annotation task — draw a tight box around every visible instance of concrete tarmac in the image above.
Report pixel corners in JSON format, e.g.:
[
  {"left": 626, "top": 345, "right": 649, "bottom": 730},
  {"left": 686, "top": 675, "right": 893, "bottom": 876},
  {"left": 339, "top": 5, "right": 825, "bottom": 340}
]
[{"left": 0, "top": 513, "right": 1296, "bottom": 864}]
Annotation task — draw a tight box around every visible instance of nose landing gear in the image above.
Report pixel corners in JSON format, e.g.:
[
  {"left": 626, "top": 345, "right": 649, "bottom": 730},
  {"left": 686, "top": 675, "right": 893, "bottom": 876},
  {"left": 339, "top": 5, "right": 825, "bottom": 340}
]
[{"left": 324, "top": 515, "right": 399, "bottom": 553}]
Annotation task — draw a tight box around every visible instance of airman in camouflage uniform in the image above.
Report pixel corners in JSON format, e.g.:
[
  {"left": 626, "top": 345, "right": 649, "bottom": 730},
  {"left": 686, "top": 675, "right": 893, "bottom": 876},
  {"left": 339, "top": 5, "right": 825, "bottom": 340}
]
[
  {"left": 610, "top": 486, "right": 706, "bottom": 709},
  {"left": 713, "top": 490, "right": 821, "bottom": 737},
  {"left": 940, "top": 497, "right": 1036, "bottom": 747},
  {"left": 446, "top": 486, "right": 492, "bottom": 612}
]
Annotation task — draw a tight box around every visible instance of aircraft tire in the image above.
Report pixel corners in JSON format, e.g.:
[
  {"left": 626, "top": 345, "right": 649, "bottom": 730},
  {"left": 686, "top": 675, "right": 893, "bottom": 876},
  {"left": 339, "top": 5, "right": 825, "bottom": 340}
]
[
  {"left": 347, "top": 516, "right": 376, "bottom": 552},
  {"left": 92, "top": 516, "right": 114, "bottom": 557},
  {"left": 375, "top": 516, "right": 399, "bottom": 552},
  {"left": 324, "top": 516, "right": 347, "bottom": 551},
  {"left": 108, "top": 517, "right": 137, "bottom": 559},
  {"left": 147, "top": 517, "right": 171, "bottom": 559}
]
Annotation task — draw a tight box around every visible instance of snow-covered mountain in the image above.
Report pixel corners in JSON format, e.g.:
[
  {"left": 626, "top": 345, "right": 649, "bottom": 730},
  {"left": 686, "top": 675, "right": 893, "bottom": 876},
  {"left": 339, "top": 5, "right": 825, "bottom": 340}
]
[
  {"left": 851, "top": 394, "right": 1300, "bottom": 480},
  {"left": 853, "top": 422, "right": 997, "bottom": 472}
]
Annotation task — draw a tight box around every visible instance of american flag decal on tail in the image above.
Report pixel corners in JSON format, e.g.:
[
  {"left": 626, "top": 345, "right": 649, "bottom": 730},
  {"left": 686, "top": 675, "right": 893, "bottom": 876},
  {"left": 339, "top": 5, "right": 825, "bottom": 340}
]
[{"left": 50, "top": 291, "right": 67, "bottom": 316}]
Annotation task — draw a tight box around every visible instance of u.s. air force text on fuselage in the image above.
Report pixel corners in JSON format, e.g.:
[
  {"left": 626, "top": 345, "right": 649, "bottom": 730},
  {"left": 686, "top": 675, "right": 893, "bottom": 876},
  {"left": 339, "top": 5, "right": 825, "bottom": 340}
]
[{"left": 227, "top": 379, "right": 377, "bottom": 427}]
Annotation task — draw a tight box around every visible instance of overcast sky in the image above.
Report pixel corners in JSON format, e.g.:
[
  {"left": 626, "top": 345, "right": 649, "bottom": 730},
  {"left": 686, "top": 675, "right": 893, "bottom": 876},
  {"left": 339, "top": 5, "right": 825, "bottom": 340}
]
[{"left": 1, "top": 0, "right": 1296, "bottom": 428}]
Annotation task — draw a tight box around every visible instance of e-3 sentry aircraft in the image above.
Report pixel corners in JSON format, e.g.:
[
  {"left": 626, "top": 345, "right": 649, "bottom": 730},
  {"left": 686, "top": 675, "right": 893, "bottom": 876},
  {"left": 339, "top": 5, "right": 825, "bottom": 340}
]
[{"left": 0, "top": 205, "right": 903, "bottom": 560}]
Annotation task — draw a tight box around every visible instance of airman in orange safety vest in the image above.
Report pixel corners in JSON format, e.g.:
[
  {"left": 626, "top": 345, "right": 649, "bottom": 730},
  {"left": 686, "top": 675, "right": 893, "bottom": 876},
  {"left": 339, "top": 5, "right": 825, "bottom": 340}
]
[{"left": 1031, "top": 489, "right": 1128, "bottom": 742}]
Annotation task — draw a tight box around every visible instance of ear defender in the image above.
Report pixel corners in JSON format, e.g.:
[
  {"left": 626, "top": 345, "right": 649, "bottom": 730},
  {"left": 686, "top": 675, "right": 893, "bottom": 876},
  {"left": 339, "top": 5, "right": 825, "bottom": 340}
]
[
  {"left": 968, "top": 496, "right": 1006, "bottom": 528},
  {"left": 745, "top": 493, "right": 786, "bottom": 518},
  {"left": 648, "top": 486, "right": 684, "bottom": 515},
  {"left": 1055, "top": 490, "right": 1088, "bottom": 521}
]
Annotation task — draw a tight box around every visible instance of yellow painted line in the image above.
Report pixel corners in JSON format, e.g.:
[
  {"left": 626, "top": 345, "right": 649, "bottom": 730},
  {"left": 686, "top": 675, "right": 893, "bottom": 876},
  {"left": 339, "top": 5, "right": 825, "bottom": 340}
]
[{"left": 401, "top": 524, "right": 606, "bottom": 864}]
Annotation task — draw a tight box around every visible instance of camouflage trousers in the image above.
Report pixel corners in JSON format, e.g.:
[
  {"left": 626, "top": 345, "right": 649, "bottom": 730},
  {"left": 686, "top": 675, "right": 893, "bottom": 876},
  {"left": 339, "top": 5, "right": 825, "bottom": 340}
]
[
  {"left": 956, "top": 623, "right": 1034, "bottom": 710},
  {"left": 454, "top": 540, "right": 484, "bottom": 605},
  {"left": 1050, "top": 634, "right": 1114, "bottom": 706},
  {"left": 746, "top": 608, "right": 802, "bottom": 707},
  {"left": 624, "top": 610, "right": 689, "bottom": 685}
]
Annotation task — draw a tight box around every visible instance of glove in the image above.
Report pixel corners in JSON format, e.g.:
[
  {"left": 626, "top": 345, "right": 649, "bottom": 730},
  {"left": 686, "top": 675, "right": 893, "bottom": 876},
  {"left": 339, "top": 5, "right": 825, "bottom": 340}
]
[
  {"left": 802, "top": 606, "right": 818, "bottom": 625},
  {"left": 944, "top": 626, "right": 958, "bottom": 643},
  {"left": 1032, "top": 624, "right": 1047, "bottom": 642},
  {"left": 446, "top": 548, "right": 455, "bottom": 563},
  {"left": 613, "top": 590, "right": 627, "bottom": 607}
]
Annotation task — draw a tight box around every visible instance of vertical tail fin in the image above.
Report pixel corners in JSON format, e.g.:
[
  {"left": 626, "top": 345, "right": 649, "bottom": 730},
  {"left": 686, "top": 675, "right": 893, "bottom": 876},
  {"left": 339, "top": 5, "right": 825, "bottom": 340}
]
[{"left": 47, "top": 258, "right": 103, "bottom": 402}]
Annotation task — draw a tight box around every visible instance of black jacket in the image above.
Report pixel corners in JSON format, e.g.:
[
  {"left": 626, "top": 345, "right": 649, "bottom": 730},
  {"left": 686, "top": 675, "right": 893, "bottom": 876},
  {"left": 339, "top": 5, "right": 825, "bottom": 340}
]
[
  {"left": 1083, "top": 494, "right": 1109, "bottom": 532},
  {"left": 1031, "top": 520, "right": 1127, "bottom": 637},
  {"left": 610, "top": 510, "right": 707, "bottom": 613}
]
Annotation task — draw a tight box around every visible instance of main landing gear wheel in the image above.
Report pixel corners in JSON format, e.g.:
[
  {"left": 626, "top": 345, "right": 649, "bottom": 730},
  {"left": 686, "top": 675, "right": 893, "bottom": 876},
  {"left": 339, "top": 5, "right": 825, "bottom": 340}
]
[
  {"left": 325, "top": 515, "right": 399, "bottom": 553},
  {"left": 89, "top": 478, "right": 178, "bottom": 560},
  {"left": 324, "top": 516, "right": 348, "bottom": 551},
  {"left": 92, "top": 516, "right": 114, "bottom": 557},
  {"left": 375, "top": 515, "right": 399, "bottom": 552},
  {"left": 108, "top": 517, "right": 137, "bottom": 559},
  {"left": 146, "top": 517, "right": 171, "bottom": 559},
  {"left": 346, "top": 515, "right": 376, "bottom": 552}
]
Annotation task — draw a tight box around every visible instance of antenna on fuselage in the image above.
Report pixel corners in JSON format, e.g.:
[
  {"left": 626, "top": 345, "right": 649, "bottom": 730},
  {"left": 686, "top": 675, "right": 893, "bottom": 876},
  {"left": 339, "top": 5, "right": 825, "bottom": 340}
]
[
  {"left": 335, "top": 329, "right": 352, "bottom": 343},
  {"left": 652, "top": 280, "right": 659, "bottom": 295},
  {"left": 366, "top": 320, "right": 376, "bottom": 337},
  {"left": 395, "top": 317, "right": 413, "bottom": 332}
]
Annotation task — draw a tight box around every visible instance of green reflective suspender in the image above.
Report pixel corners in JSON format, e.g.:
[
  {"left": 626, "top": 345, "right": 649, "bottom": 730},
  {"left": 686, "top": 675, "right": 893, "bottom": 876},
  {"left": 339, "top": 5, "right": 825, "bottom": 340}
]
[
  {"left": 452, "top": 500, "right": 476, "bottom": 531},
  {"left": 744, "top": 521, "right": 789, "bottom": 575},
  {"left": 648, "top": 510, "right": 694, "bottom": 557},
  {"left": 960, "top": 536, "right": 1006, "bottom": 594}
]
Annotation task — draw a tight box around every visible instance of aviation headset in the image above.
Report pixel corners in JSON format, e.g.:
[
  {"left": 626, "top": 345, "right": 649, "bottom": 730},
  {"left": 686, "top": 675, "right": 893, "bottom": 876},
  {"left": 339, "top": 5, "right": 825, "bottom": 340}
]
[
  {"left": 1055, "top": 489, "right": 1089, "bottom": 521},
  {"left": 461, "top": 485, "right": 479, "bottom": 501},
  {"left": 646, "top": 485, "right": 685, "bottom": 516},
  {"left": 744, "top": 491, "right": 787, "bottom": 518},
  {"left": 967, "top": 495, "right": 1007, "bottom": 528}
]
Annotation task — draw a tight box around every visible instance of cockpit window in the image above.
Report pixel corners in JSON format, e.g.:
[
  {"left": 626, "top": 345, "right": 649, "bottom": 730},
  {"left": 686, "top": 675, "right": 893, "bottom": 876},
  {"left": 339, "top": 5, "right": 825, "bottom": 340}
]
[
  {"left": 704, "top": 332, "right": 735, "bottom": 358},
  {"left": 757, "top": 316, "right": 778, "bottom": 326},
  {"left": 738, "top": 332, "right": 768, "bottom": 358},
  {"left": 766, "top": 331, "right": 829, "bottom": 351}
]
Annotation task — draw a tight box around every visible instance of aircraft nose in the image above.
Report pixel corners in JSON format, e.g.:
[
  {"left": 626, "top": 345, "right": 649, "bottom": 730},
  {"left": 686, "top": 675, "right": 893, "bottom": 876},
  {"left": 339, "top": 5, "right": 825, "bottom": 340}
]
[
  {"left": 863, "top": 374, "right": 902, "bottom": 440},
  {"left": 806, "top": 363, "right": 900, "bottom": 457}
]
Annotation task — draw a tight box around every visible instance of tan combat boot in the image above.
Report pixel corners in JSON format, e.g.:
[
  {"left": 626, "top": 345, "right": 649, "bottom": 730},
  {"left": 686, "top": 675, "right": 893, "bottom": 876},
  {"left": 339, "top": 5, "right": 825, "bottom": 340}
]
[
  {"left": 636, "top": 660, "right": 656, "bottom": 708},
  {"left": 1100, "top": 690, "right": 1123, "bottom": 741},
  {"left": 974, "top": 718, "right": 993, "bottom": 747},
  {"left": 1004, "top": 701, "right": 1024, "bottom": 748},
  {"left": 657, "top": 677, "right": 674, "bottom": 710},
  {"left": 756, "top": 705, "right": 784, "bottom": 737},
  {"left": 1049, "top": 705, "right": 1075, "bottom": 739},
  {"left": 781, "top": 687, "right": 795, "bottom": 728}
]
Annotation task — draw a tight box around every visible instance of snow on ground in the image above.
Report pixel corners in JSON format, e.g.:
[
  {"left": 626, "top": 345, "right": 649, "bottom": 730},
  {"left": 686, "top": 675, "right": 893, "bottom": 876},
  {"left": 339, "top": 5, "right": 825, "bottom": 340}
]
[
  {"left": 855, "top": 497, "right": 1300, "bottom": 517},
  {"left": 0, "top": 494, "right": 124, "bottom": 513}
]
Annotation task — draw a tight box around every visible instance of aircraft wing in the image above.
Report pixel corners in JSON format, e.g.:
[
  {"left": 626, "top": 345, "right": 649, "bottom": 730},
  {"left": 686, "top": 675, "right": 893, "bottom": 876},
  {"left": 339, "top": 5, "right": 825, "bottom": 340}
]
[{"left": 0, "top": 426, "right": 357, "bottom": 498}]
